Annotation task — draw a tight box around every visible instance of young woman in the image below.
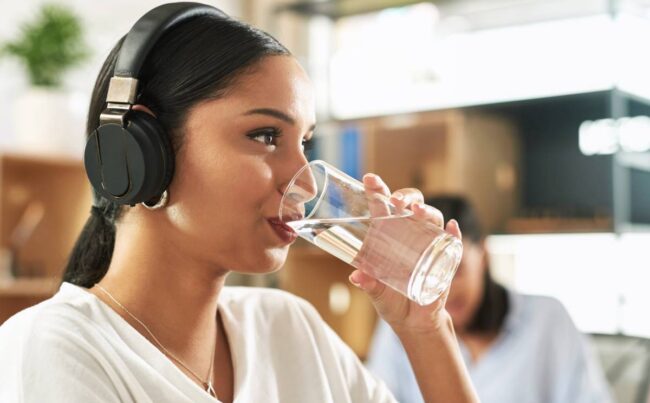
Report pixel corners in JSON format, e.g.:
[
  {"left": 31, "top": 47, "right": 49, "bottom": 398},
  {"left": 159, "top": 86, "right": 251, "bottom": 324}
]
[
  {"left": 367, "top": 196, "right": 613, "bottom": 403},
  {"left": 0, "top": 4, "right": 477, "bottom": 403}
]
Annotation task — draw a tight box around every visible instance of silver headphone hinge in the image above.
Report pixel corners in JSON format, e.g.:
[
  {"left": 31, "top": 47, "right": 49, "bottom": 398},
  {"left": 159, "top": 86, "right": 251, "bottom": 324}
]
[
  {"left": 107, "top": 77, "right": 138, "bottom": 104},
  {"left": 100, "top": 103, "right": 131, "bottom": 126}
]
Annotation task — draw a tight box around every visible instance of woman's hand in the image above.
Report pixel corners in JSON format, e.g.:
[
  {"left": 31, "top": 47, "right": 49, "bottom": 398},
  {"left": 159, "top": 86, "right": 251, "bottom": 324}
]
[
  {"left": 348, "top": 173, "right": 462, "bottom": 334},
  {"left": 351, "top": 173, "right": 479, "bottom": 403}
]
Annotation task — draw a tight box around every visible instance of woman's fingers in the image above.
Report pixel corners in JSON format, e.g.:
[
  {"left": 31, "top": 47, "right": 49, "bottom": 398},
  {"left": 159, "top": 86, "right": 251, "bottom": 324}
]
[
  {"left": 349, "top": 269, "right": 387, "bottom": 302},
  {"left": 389, "top": 188, "right": 422, "bottom": 215},
  {"left": 363, "top": 174, "right": 392, "bottom": 217},
  {"left": 412, "top": 203, "right": 445, "bottom": 228},
  {"left": 390, "top": 188, "right": 445, "bottom": 229},
  {"left": 445, "top": 219, "right": 462, "bottom": 240},
  {"left": 362, "top": 178, "right": 448, "bottom": 231}
]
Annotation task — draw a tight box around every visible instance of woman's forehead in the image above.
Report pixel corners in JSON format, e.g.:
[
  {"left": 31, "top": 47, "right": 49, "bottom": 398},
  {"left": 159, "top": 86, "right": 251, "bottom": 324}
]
[{"left": 231, "top": 57, "right": 313, "bottom": 103}]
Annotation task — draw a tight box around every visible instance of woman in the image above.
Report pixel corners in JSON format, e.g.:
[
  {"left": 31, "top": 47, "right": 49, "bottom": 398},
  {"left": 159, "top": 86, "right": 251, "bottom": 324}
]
[
  {"left": 367, "top": 196, "right": 613, "bottom": 403},
  {"left": 0, "top": 4, "right": 477, "bottom": 403}
]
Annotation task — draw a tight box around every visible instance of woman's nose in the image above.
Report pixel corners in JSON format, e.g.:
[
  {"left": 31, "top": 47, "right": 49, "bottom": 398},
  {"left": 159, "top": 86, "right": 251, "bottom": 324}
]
[
  {"left": 279, "top": 147, "right": 311, "bottom": 193},
  {"left": 278, "top": 154, "right": 317, "bottom": 220}
]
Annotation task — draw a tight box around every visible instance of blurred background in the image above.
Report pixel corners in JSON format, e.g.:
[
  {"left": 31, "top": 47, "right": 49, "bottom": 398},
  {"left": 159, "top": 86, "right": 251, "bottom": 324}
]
[{"left": 1, "top": 0, "right": 650, "bottom": 401}]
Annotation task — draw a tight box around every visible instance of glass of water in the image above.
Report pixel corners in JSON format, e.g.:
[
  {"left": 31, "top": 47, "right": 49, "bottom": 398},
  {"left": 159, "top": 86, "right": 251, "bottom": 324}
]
[{"left": 279, "top": 160, "right": 463, "bottom": 306}]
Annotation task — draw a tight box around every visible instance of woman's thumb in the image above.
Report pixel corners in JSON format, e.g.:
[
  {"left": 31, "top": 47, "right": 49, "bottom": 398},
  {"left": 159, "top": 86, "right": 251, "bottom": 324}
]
[{"left": 349, "top": 270, "right": 386, "bottom": 302}]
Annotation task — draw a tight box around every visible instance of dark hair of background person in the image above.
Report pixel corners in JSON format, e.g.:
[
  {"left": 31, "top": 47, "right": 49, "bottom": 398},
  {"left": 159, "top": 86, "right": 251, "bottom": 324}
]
[
  {"left": 426, "top": 195, "right": 509, "bottom": 333},
  {"left": 63, "top": 13, "right": 290, "bottom": 288}
]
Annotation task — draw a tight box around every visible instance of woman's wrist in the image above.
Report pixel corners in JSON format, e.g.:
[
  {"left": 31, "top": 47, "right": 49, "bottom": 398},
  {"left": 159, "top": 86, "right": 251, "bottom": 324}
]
[{"left": 390, "top": 308, "right": 456, "bottom": 338}]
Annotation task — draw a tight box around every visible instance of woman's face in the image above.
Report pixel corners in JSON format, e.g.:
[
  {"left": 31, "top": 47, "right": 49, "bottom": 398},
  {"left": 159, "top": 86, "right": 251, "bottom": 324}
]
[
  {"left": 164, "top": 55, "right": 315, "bottom": 274},
  {"left": 445, "top": 240, "right": 487, "bottom": 331}
]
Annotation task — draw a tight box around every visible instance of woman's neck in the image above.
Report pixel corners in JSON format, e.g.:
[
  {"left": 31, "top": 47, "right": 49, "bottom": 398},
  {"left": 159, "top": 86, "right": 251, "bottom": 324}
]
[{"left": 89, "top": 212, "right": 231, "bottom": 392}]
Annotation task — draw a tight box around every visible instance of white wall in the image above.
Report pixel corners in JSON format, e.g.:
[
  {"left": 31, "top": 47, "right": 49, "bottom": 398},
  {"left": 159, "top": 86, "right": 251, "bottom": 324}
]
[
  {"left": 487, "top": 233, "right": 650, "bottom": 337},
  {"left": 0, "top": 0, "right": 242, "bottom": 152}
]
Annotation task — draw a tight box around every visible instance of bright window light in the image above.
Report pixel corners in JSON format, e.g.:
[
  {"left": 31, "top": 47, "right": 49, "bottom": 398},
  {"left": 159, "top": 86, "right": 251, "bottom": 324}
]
[
  {"left": 329, "top": 11, "right": 650, "bottom": 119},
  {"left": 579, "top": 116, "right": 650, "bottom": 155}
]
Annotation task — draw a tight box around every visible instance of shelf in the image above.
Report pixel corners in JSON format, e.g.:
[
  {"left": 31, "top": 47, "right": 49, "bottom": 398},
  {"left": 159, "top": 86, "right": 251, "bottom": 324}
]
[
  {"left": 0, "top": 277, "right": 59, "bottom": 298},
  {"left": 505, "top": 217, "right": 612, "bottom": 234}
]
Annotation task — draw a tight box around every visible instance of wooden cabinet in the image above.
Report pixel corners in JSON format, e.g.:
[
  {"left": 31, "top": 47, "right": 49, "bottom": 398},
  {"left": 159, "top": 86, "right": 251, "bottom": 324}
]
[
  {"left": 0, "top": 153, "right": 91, "bottom": 323},
  {"left": 361, "top": 109, "right": 521, "bottom": 234}
]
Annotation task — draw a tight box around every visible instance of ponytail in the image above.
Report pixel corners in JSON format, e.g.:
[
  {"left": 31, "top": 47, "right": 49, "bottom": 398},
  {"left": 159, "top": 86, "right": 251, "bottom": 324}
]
[{"left": 63, "top": 204, "right": 120, "bottom": 287}]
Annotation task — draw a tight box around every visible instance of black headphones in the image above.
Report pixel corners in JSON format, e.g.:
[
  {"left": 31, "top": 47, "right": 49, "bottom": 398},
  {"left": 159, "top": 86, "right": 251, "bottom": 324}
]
[{"left": 84, "top": 2, "right": 226, "bottom": 207}]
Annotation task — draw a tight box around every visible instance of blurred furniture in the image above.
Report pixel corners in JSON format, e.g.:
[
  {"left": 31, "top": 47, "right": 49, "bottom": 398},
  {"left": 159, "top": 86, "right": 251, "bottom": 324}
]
[
  {"left": 359, "top": 109, "right": 520, "bottom": 234},
  {"left": 590, "top": 333, "right": 650, "bottom": 403},
  {"left": 279, "top": 240, "right": 378, "bottom": 359},
  {"left": 0, "top": 153, "right": 91, "bottom": 323}
]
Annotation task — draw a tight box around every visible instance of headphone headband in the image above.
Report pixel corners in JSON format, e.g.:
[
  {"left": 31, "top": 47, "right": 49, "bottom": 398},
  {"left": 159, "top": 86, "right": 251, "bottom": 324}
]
[
  {"left": 86, "top": 2, "right": 225, "bottom": 206},
  {"left": 106, "top": 2, "right": 226, "bottom": 104}
]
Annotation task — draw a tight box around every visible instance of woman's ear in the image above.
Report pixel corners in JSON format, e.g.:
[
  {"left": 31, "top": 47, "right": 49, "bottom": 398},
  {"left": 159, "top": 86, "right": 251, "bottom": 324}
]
[{"left": 132, "top": 104, "right": 156, "bottom": 117}]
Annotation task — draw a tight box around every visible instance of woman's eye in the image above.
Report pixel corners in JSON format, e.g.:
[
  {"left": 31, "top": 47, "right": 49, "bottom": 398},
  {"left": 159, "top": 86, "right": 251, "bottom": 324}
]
[
  {"left": 302, "top": 137, "right": 314, "bottom": 152},
  {"left": 247, "top": 128, "right": 281, "bottom": 147}
]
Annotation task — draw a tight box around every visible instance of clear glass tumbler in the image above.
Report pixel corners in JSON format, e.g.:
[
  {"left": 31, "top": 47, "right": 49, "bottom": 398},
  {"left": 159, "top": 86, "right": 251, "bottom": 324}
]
[{"left": 279, "top": 160, "right": 462, "bottom": 306}]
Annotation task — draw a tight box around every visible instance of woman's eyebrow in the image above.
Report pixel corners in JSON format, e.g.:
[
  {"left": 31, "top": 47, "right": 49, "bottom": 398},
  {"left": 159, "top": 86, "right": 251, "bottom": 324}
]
[
  {"left": 244, "top": 108, "right": 316, "bottom": 131},
  {"left": 244, "top": 108, "right": 294, "bottom": 124}
]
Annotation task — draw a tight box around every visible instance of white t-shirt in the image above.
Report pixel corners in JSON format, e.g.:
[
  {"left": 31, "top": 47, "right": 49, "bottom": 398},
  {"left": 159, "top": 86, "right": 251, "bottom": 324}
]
[{"left": 0, "top": 282, "right": 396, "bottom": 403}]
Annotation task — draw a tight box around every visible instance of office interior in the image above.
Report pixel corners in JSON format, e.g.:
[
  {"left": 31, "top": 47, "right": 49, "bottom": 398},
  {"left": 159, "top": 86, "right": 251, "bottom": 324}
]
[{"left": 1, "top": 1, "right": 649, "bottom": 402}]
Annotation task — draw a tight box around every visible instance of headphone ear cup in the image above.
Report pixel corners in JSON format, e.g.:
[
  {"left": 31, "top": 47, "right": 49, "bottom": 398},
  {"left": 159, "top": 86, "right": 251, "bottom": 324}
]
[
  {"left": 126, "top": 110, "right": 175, "bottom": 204},
  {"left": 84, "top": 110, "right": 174, "bottom": 206}
]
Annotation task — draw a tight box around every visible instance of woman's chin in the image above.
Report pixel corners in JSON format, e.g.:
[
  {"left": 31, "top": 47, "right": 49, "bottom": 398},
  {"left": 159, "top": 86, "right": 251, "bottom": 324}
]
[{"left": 234, "top": 247, "right": 288, "bottom": 274}]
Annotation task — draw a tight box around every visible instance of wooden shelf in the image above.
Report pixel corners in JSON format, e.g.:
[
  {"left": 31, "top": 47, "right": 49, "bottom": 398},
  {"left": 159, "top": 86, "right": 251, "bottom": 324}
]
[
  {"left": 505, "top": 217, "right": 612, "bottom": 234},
  {"left": 0, "top": 277, "right": 60, "bottom": 298},
  {"left": 0, "top": 153, "right": 92, "bottom": 278}
]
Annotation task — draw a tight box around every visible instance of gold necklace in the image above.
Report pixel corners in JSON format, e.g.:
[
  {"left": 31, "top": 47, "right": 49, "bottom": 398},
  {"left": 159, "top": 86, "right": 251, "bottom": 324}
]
[{"left": 95, "top": 284, "right": 217, "bottom": 397}]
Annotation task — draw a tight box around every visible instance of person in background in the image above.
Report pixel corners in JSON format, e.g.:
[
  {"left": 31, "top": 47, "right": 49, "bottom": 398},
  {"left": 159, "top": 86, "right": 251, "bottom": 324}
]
[{"left": 366, "top": 195, "right": 613, "bottom": 403}]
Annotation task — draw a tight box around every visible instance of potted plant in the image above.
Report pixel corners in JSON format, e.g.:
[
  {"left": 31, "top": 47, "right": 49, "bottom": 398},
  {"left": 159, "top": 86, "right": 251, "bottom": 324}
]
[{"left": 1, "top": 3, "right": 89, "bottom": 156}]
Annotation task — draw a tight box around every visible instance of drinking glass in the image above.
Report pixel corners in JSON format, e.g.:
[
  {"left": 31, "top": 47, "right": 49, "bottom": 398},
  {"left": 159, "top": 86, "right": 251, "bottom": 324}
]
[{"left": 279, "top": 160, "right": 462, "bottom": 306}]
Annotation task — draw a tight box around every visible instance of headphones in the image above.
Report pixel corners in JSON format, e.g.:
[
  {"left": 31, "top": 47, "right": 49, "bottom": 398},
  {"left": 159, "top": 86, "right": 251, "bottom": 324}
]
[{"left": 84, "top": 2, "right": 226, "bottom": 207}]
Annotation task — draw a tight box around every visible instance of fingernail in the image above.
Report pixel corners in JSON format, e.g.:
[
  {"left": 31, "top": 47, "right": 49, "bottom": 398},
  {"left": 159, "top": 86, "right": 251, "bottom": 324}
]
[
  {"left": 449, "top": 218, "right": 458, "bottom": 226},
  {"left": 349, "top": 272, "right": 363, "bottom": 289}
]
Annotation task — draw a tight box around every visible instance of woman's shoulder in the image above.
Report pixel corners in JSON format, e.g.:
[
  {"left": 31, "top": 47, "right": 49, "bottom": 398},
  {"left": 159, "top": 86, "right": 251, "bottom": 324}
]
[
  {"left": 517, "top": 293, "right": 571, "bottom": 320},
  {"left": 512, "top": 292, "right": 580, "bottom": 338},
  {"left": 0, "top": 282, "right": 103, "bottom": 345},
  {"left": 0, "top": 282, "right": 111, "bottom": 385}
]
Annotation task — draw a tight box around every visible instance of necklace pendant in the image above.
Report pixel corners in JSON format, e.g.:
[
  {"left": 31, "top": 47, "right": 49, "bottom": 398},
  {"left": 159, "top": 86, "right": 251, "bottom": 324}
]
[{"left": 206, "top": 380, "right": 216, "bottom": 397}]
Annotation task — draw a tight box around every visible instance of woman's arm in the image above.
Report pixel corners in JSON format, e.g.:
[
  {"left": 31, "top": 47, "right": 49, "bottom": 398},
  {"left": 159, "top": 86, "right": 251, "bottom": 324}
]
[
  {"left": 350, "top": 174, "right": 479, "bottom": 403},
  {"left": 393, "top": 311, "right": 477, "bottom": 403}
]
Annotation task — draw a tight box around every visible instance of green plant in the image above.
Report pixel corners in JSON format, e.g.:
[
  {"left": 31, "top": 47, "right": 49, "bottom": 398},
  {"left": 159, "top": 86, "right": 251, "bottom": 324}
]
[{"left": 1, "top": 4, "right": 89, "bottom": 87}]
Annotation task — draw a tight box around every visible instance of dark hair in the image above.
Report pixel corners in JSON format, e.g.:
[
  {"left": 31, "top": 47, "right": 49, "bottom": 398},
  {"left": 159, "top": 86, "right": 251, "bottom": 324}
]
[
  {"left": 426, "top": 195, "right": 509, "bottom": 333},
  {"left": 63, "top": 12, "right": 290, "bottom": 288}
]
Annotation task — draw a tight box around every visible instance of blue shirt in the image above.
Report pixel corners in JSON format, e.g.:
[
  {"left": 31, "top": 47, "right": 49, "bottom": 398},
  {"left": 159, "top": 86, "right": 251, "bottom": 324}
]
[{"left": 366, "top": 292, "right": 613, "bottom": 403}]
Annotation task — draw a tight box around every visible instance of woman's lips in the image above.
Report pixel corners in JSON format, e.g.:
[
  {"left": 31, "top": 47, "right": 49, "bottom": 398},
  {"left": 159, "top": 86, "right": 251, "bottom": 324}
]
[{"left": 267, "top": 218, "right": 298, "bottom": 244}]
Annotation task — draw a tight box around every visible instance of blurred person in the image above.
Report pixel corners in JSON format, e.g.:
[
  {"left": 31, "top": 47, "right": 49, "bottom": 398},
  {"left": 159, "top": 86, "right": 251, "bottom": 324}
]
[
  {"left": 367, "top": 195, "right": 612, "bottom": 403},
  {"left": 0, "top": 4, "right": 478, "bottom": 403}
]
